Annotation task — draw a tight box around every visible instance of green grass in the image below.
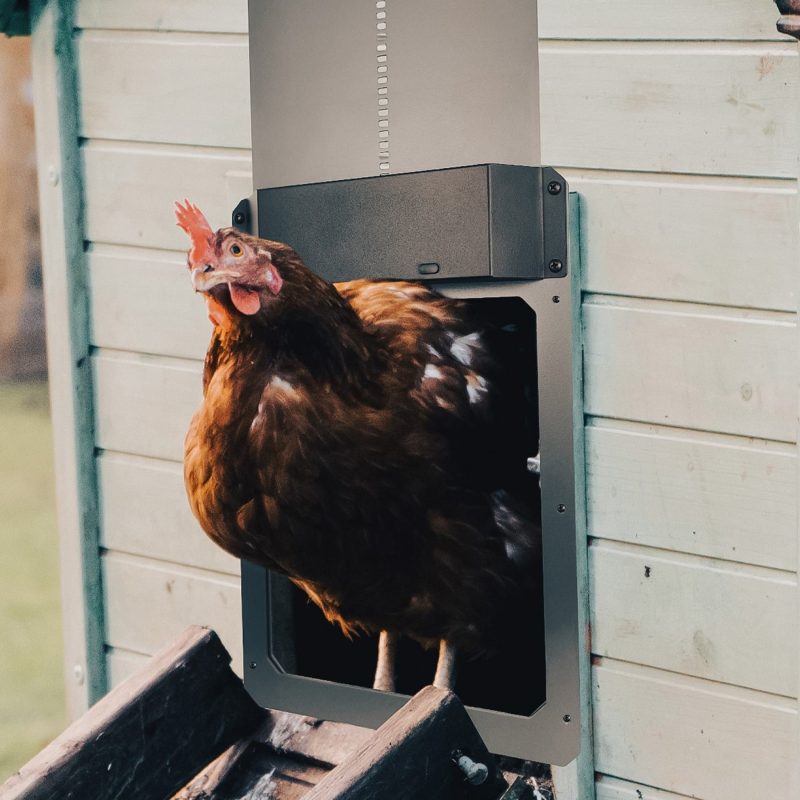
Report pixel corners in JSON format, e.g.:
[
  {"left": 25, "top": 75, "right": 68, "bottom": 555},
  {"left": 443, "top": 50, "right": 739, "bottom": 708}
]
[{"left": 0, "top": 382, "right": 67, "bottom": 781}]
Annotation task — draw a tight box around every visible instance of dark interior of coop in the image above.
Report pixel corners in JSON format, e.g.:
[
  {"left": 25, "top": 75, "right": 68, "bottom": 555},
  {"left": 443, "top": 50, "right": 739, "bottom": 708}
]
[{"left": 266, "top": 296, "right": 546, "bottom": 717}]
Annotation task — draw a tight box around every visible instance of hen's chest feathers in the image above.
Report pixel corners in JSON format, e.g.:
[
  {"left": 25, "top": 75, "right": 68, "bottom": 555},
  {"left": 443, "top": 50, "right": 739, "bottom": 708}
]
[{"left": 184, "top": 280, "right": 512, "bottom": 590}]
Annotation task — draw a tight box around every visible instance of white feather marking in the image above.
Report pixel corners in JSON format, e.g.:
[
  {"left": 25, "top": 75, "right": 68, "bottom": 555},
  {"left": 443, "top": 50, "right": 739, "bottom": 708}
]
[
  {"left": 269, "top": 375, "right": 297, "bottom": 395},
  {"left": 465, "top": 372, "right": 488, "bottom": 405},
  {"left": 504, "top": 539, "right": 525, "bottom": 564},
  {"left": 451, "top": 332, "right": 481, "bottom": 366},
  {"left": 423, "top": 363, "right": 443, "bottom": 381}
]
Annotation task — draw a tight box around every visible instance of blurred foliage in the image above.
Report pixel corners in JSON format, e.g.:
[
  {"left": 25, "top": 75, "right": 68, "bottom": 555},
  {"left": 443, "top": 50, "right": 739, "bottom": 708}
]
[
  {"left": 0, "top": 382, "right": 65, "bottom": 781},
  {"left": 0, "top": 0, "right": 28, "bottom": 37}
]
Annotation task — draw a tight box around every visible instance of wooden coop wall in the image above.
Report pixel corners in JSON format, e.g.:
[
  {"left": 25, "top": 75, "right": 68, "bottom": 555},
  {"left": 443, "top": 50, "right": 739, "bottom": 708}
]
[
  {"left": 36, "top": 1, "right": 799, "bottom": 799},
  {"left": 538, "top": 2, "right": 800, "bottom": 799}
]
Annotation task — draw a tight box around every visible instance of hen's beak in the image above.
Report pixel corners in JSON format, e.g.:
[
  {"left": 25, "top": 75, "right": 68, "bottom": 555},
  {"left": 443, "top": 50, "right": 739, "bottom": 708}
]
[{"left": 191, "top": 264, "right": 225, "bottom": 292}]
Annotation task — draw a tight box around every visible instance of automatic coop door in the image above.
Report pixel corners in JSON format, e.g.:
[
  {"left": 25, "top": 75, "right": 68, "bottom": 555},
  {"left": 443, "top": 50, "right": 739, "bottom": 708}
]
[{"left": 239, "top": 0, "right": 581, "bottom": 764}]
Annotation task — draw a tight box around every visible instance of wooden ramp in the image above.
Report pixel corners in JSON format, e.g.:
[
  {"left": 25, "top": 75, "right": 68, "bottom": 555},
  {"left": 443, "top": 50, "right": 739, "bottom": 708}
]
[{"left": 0, "top": 627, "right": 551, "bottom": 800}]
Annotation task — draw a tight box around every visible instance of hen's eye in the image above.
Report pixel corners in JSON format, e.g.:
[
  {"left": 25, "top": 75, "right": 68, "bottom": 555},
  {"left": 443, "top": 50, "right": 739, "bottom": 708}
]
[{"left": 230, "top": 243, "right": 244, "bottom": 257}]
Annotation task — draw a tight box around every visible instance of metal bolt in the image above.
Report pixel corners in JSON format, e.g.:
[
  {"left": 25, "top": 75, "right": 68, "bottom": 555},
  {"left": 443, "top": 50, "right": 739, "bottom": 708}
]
[
  {"left": 233, "top": 211, "right": 246, "bottom": 225},
  {"left": 548, "top": 259, "right": 563, "bottom": 273},
  {"left": 249, "top": 661, "right": 257, "bottom": 670},
  {"left": 557, "top": 504, "right": 567, "bottom": 513},
  {"left": 452, "top": 750, "right": 489, "bottom": 786},
  {"left": 563, "top": 714, "right": 572, "bottom": 724},
  {"left": 526, "top": 454, "right": 540, "bottom": 475},
  {"left": 552, "top": 295, "right": 560, "bottom": 304},
  {"left": 547, "top": 180, "right": 562, "bottom": 195}
]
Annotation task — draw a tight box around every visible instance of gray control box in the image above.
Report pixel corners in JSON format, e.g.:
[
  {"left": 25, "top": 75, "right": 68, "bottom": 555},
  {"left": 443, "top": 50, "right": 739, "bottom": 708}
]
[{"left": 248, "top": 165, "right": 567, "bottom": 283}]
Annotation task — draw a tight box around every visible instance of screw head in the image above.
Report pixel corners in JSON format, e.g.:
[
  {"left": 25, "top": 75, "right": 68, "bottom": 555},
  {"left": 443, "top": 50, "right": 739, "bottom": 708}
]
[
  {"left": 548, "top": 259, "right": 563, "bottom": 273},
  {"left": 249, "top": 661, "right": 257, "bottom": 670},
  {"left": 557, "top": 504, "right": 567, "bottom": 513},
  {"left": 233, "top": 211, "right": 246, "bottom": 225},
  {"left": 563, "top": 714, "right": 572, "bottom": 724},
  {"left": 552, "top": 295, "right": 560, "bottom": 304},
  {"left": 547, "top": 180, "right": 562, "bottom": 195}
]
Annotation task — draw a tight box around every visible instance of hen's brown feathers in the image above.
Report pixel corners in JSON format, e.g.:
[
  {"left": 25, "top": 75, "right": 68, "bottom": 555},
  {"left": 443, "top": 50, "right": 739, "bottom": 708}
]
[{"left": 184, "top": 245, "right": 539, "bottom": 654}]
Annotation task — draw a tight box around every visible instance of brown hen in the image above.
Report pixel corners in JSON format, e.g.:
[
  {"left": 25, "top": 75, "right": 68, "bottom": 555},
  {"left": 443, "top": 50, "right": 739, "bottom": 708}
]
[{"left": 176, "top": 201, "right": 540, "bottom": 692}]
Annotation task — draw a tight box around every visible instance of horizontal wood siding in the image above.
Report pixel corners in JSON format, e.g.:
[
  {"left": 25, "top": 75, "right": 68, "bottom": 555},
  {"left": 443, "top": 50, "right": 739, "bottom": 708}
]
[
  {"left": 590, "top": 540, "right": 797, "bottom": 696},
  {"left": 98, "top": 452, "right": 238, "bottom": 575},
  {"left": 82, "top": 141, "right": 251, "bottom": 250},
  {"left": 93, "top": 351, "right": 201, "bottom": 463},
  {"left": 594, "top": 777, "right": 694, "bottom": 800},
  {"left": 87, "top": 246, "right": 207, "bottom": 360},
  {"left": 102, "top": 552, "right": 243, "bottom": 673},
  {"left": 539, "top": 0, "right": 790, "bottom": 42},
  {"left": 566, "top": 171, "right": 798, "bottom": 312},
  {"left": 537, "top": 2, "right": 800, "bottom": 797},
  {"left": 583, "top": 298, "right": 796, "bottom": 442},
  {"left": 78, "top": 31, "right": 250, "bottom": 148},
  {"left": 105, "top": 647, "right": 149, "bottom": 687},
  {"left": 586, "top": 420, "right": 797, "bottom": 571},
  {"left": 593, "top": 659, "right": 797, "bottom": 800},
  {"left": 76, "top": 0, "right": 247, "bottom": 33},
  {"left": 540, "top": 42, "right": 798, "bottom": 179}
]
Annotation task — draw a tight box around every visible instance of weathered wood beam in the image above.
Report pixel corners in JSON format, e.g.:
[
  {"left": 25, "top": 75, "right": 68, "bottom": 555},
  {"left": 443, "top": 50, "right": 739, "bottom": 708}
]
[
  {"left": 1, "top": 626, "right": 265, "bottom": 800},
  {"left": 775, "top": 0, "right": 800, "bottom": 38},
  {"left": 304, "top": 686, "right": 507, "bottom": 800}
]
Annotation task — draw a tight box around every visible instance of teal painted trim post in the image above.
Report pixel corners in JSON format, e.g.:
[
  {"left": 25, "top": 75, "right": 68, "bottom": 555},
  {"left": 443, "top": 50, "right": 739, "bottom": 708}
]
[
  {"left": 569, "top": 192, "right": 595, "bottom": 798},
  {"left": 31, "top": 0, "right": 107, "bottom": 707}
]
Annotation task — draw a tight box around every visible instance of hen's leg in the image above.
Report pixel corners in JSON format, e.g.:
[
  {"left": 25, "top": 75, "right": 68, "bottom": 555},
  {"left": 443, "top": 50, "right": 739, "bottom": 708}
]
[
  {"left": 433, "top": 639, "right": 457, "bottom": 689},
  {"left": 373, "top": 630, "right": 397, "bottom": 692}
]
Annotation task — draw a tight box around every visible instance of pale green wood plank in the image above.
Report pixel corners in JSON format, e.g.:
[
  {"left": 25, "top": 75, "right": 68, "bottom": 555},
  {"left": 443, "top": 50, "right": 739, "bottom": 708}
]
[
  {"left": 105, "top": 647, "right": 149, "bottom": 689},
  {"left": 583, "top": 298, "right": 796, "bottom": 442},
  {"left": 102, "top": 551, "right": 243, "bottom": 674},
  {"left": 92, "top": 351, "right": 202, "bottom": 462},
  {"left": 593, "top": 659, "right": 798, "bottom": 799},
  {"left": 566, "top": 171, "right": 798, "bottom": 312},
  {"left": 590, "top": 540, "right": 796, "bottom": 696},
  {"left": 595, "top": 776, "right": 697, "bottom": 800},
  {"left": 540, "top": 42, "right": 798, "bottom": 178},
  {"left": 30, "top": 0, "right": 106, "bottom": 715},
  {"left": 587, "top": 420, "right": 797, "bottom": 571},
  {"left": 82, "top": 141, "right": 250, "bottom": 250},
  {"left": 87, "top": 246, "right": 208, "bottom": 360},
  {"left": 539, "top": 0, "right": 789, "bottom": 42},
  {"left": 78, "top": 30, "right": 250, "bottom": 148},
  {"left": 76, "top": 0, "right": 248, "bottom": 33},
  {"left": 98, "top": 452, "right": 239, "bottom": 575}
]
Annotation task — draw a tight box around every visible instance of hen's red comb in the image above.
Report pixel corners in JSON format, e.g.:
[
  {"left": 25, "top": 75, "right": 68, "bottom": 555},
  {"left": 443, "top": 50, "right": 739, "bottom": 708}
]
[{"left": 175, "top": 200, "right": 215, "bottom": 266}]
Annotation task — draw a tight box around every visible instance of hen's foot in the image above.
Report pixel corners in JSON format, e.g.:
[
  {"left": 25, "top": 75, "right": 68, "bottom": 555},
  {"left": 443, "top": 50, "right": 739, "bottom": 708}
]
[
  {"left": 433, "top": 639, "right": 457, "bottom": 690},
  {"left": 373, "top": 629, "right": 397, "bottom": 692}
]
